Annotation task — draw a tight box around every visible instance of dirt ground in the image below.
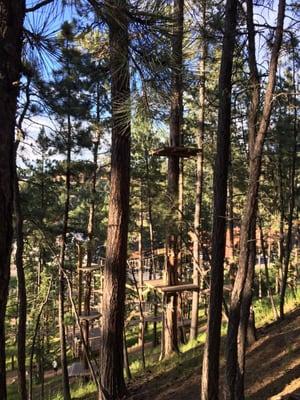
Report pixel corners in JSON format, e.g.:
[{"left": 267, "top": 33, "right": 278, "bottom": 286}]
[{"left": 129, "top": 307, "right": 300, "bottom": 400}]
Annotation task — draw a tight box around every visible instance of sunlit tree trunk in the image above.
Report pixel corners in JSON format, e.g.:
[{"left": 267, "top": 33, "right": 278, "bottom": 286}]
[
  {"left": 259, "top": 220, "right": 278, "bottom": 319},
  {"left": 83, "top": 122, "right": 100, "bottom": 369},
  {"left": 226, "top": 0, "right": 286, "bottom": 397},
  {"left": 58, "top": 111, "right": 72, "bottom": 400},
  {"left": 98, "top": 0, "right": 131, "bottom": 397},
  {"left": 200, "top": 0, "right": 238, "bottom": 396},
  {"left": 190, "top": 0, "right": 207, "bottom": 342},
  {"left": 163, "top": 0, "right": 184, "bottom": 358}
]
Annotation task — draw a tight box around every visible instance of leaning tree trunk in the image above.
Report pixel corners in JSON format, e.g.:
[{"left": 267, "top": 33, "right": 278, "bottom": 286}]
[
  {"left": 226, "top": 0, "right": 286, "bottom": 397},
  {"left": 163, "top": 0, "right": 184, "bottom": 358},
  {"left": 231, "top": 2, "right": 260, "bottom": 396},
  {"left": 0, "top": 2, "right": 25, "bottom": 399},
  {"left": 235, "top": 214, "right": 256, "bottom": 399},
  {"left": 98, "top": 0, "right": 131, "bottom": 398},
  {"left": 200, "top": 0, "right": 238, "bottom": 397}
]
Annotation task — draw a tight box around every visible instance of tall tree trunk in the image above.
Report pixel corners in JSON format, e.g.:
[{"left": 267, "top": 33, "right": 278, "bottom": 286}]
[
  {"left": 123, "top": 330, "right": 131, "bottom": 380},
  {"left": 228, "top": 149, "right": 235, "bottom": 287},
  {"left": 259, "top": 220, "right": 278, "bottom": 319},
  {"left": 145, "top": 150, "right": 156, "bottom": 279},
  {"left": 231, "top": 3, "right": 260, "bottom": 395},
  {"left": 13, "top": 144, "right": 27, "bottom": 400},
  {"left": 83, "top": 127, "right": 100, "bottom": 368},
  {"left": 235, "top": 215, "right": 256, "bottom": 399},
  {"left": 138, "top": 182, "right": 144, "bottom": 348},
  {"left": 0, "top": 2, "right": 25, "bottom": 398},
  {"left": 200, "top": 0, "right": 238, "bottom": 396},
  {"left": 58, "top": 112, "right": 72, "bottom": 400},
  {"left": 190, "top": 0, "right": 206, "bottom": 341},
  {"left": 98, "top": 0, "right": 131, "bottom": 397},
  {"left": 163, "top": 0, "right": 184, "bottom": 358},
  {"left": 279, "top": 66, "right": 297, "bottom": 318},
  {"left": 226, "top": 0, "right": 286, "bottom": 397},
  {"left": 278, "top": 142, "right": 285, "bottom": 291},
  {"left": 77, "top": 244, "right": 83, "bottom": 314},
  {"left": 29, "top": 279, "right": 52, "bottom": 400}
]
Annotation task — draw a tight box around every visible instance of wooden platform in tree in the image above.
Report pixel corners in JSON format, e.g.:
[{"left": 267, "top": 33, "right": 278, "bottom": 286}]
[
  {"left": 202, "top": 284, "right": 232, "bottom": 294},
  {"left": 79, "top": 264, "right": 100, "bottom": 272},
  {"left": 68, "top": 360, "right": 98, "bottom": 377},
  {"left": 89, "top": 336, "right": 101, "bottom": 352},
  {"left": 144, "top": 279, "right": 165, "bottom": 290},
  {"left": 144, "top": 315, "right": 162, "bottom": 323},
  {"left": 70, "top": 327, "right": 101, "bottom": 340},
  {"left": 177, "top": 318, "right": 191, "bottom": 328},
  {"left": 144, "top": 279, "right": 199, "bottom": 293},
  {"left": 88, "top": 327, "right": 101, "bottom": 338},
  {"left": 127, "top": 313, "right": 163, "bottom": 327},
  {"left": 68, "top": 361, "right": 90, "bottom": 377},
  {"left": 161, "top": 283, "right": 199, "bottom": 293},
  {"left": 152, "top": 146, "right": 200, "bottom": 158},
  {"left": 78, "top": 311, "right": 101, "bottom": 321}
]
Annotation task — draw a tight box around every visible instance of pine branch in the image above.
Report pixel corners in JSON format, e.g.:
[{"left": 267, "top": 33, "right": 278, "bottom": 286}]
[{"left": 26, "top": 0, "right": 54, "bottom": 13}]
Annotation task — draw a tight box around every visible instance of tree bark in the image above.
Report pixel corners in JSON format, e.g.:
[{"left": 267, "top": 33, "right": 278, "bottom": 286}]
[
  {"left": 279, "top": 68, "right": 297, "bottom": 318},
  {"left": 29, "top": 279, "right": 52, "bottom": 400},
  {"left": 13, "top": 145, "right": 27, "bottom": 400},
  {"left": 259, "top": 220, "right": 278, "bottom": 319},
  {"left": 145, "top": 150, "right": 156, "bottom": 279},
  {"left": 83, "top": 128, "right": 100, "bottom": 368},
  {"left": 58, "top": 112, "right": 72, "bottom": 400},
  {"left": 190, "top": 0, "right": 206, "bottom": 342},
  {"left": 235, "top": 215, "right": 256, "bottom": 399},
  {"left": 138, "top": 183, "right": 144, "bottom": 349},
  {"left": 163, "top": 0, "right": 184, "bottom": 358},
  {"left": 226, "top": 0, "right": 286, "bottom": 397},
  {"left": 228, "top": 150, "right": 236, "bottom": 287},
  {"left": 0, "top": 2, "right": 25, "bottom": 398},
  {"left": 98, "top": 0, "right": 131, "bottom": 397},
  {"left": 200, "top": 0, "right": 238, "bottom": 397}
]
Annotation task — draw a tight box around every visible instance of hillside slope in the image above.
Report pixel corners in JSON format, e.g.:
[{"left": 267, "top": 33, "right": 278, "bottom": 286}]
[{"left": 129, "top": 307, "right": 300, "bottom": 400}]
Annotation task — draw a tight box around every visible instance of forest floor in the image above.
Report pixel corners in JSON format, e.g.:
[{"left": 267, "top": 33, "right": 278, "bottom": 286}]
[
  {"left": 128, "top": 306, "right": 300, "bottom": 400},
  {"left": 6, "top": 297, "right": 300, "bottom": 399}
]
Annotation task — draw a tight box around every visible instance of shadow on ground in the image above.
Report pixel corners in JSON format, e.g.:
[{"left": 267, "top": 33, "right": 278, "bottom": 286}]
[{"left": 128, "top": 308, "right": 300, "bottom": 400}]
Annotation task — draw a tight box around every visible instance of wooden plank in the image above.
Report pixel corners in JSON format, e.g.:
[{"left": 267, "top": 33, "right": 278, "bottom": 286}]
[
  {"left": 68, "top": 361, "right": 90, "bottom": 377},
  {"left": 177, "top": 319, "right": 191, "bottom": 328},
  {"left": 127, "top": 313, "right": 162, "bottom": 327},
  {"left": 152, "top": 146, "right": 200, "bottom": 158},
  {"left": 144, "top": 279, "right": 165, "bottom": 289},
  {"left": 79, "top": 266, "right": 100, "bottom": 272},
  {"left": 78, "top": 312, "right": 101, "bottom": 321},
  {"left": 144, "top": 315, "right": 162, "bottom": 323},
  {"left": 161, "top": 283, "right": 199, "bottom": 293},
  {"left": 144, "top": 280, "right": 199, "bottom": 293},
  {"left": 202, "top": 284, "right": 231, "bottom": 294},
  {"left": 68, "top": 360, "right": 98, "bottom": 377}
]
